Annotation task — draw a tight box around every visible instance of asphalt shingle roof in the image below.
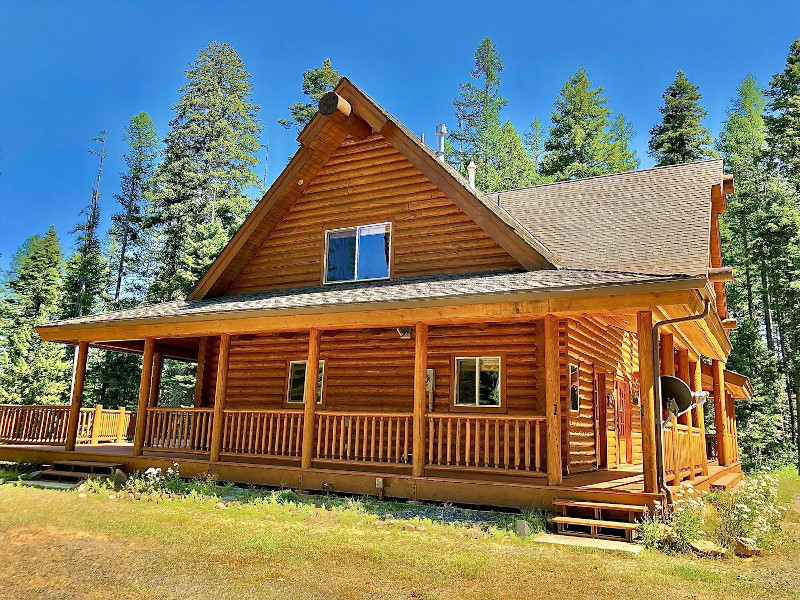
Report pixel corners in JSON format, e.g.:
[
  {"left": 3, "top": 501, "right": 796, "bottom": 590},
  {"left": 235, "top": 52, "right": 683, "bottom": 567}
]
[
  {"left": 489, "top": 159, "right": 722, "bottom": 276},
  {"left": 41, "top": 269, "right": 694, "bottom": 329}
]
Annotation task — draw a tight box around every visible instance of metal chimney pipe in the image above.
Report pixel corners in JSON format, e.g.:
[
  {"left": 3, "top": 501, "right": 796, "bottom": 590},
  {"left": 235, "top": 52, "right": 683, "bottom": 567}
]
[
  {"left": 467, "top": 160, "right": 477, "bottom": 190},
  {"left": 435, "top": 123, "right": 447, "bottom": 161}
]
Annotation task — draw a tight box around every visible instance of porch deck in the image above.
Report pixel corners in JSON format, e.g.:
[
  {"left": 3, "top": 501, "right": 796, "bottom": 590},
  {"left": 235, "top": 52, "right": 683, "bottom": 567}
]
[{"left": 0, "top": 441, "right": 740, "bottom": 512}]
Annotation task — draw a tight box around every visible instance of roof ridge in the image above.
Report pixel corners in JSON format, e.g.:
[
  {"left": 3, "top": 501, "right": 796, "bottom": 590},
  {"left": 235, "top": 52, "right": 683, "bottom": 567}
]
[{"left": 490, "top": 158, "right": 724, "bottom": 195}]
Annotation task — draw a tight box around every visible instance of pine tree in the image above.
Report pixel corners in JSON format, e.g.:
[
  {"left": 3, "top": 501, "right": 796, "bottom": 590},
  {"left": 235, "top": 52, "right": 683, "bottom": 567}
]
[
  {"left": 0, "top": 227, "right": 71, "bottom": 404},
  {"left": 648, "top": 70, "right": 715, "bottom": 165},
  {"left": 767, "top": 39, "right": 800, "bottom": 188},
  {"left": 523, "top": 118, "right": 547, "bottom": 172},
  {"left": 110, "top": 113, "right": 159, "bottom": 308},
  {"left": 540, "top": 67, "right": 639, "bottom": 180},
  {"left": 147, "top": 42, "right": 263, "bottom": 301},
  {"left": 486, "top": 121, "right": 539, "bottom": 191},
  {"left": 279, "top": 58, "right": 341, "bottom": 131},
  {"left": 62, "top": 132, "right": 109, "bottom": 318},
  {"left": 450, "top": 38, "right": 508, "bottom": 190}
]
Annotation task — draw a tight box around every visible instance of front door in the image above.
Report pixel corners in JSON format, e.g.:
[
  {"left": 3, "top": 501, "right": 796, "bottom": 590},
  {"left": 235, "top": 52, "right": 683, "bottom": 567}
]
[{"left": 616, "top": 380, "right": 633, "bottom": 464}]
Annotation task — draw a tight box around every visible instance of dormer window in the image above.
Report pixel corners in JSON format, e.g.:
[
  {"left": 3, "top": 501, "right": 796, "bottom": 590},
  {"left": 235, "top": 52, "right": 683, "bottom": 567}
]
[{"left": 324, "top": 223, "right": 391, "bottom": 284}]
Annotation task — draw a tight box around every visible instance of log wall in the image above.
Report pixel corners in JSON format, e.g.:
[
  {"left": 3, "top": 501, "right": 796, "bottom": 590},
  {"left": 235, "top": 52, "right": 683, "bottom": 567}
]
[
  {"left": 197, "top": 322, "right": 544, "bottom": 416},
  {"left": 225, "top": 135, "right": 522, "bottom": 295},
  {"left": 561, "top": 317, "right": 642, "bottom": 473}
]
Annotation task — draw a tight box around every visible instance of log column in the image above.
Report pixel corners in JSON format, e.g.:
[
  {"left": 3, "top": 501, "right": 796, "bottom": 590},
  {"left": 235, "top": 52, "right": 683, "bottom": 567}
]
[
  {"left": 412, "top": 322, "right": 428, "bottom": 478},
  {"left": 209, "top": 333, "right": 231, "bottom": 462},
  {"left": 301, "top": 328, "right": 321, "bottom": 469},
  {"left": 148, "top": 351, "right": 163, "bottom": 408},
  {"left": 193, "top": 338, "right": 207, "bottom": 407},
  {"left": 660, "top": 333, "right": 678, "bottom": 483},
  {"left": 691, "top": 360, "right": 709, "bottom": 475},
  {"left": 65, "top": 341, "right": 90, "bottom": 451},
  {"left": 544, "top": 314, "right": 562, "bottom": 486},
  {"left": 637, "top": 311, "right": 658, "bottom": 494},
  {"left": 712, "top": 359, "right": 729, "bottom": 466},
  {"left": 132, "top": 337, "right": 156, "bottom": 456},
  {"left": 676, "top": 349, "right": 694, "bottom": 481}
]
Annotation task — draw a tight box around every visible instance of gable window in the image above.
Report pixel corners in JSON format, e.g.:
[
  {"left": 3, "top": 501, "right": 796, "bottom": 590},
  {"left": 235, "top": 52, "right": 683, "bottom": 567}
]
[
  {"left": 455, "top": 357, "right": 501, "bottom": 407},
  {"left": 569, "top": 363, "right": 580, "bottom": 412},
  {"left": 287, "top": 360, "right": 325, "bottom": 404},
  {"left": 325, "top": 223, "right": 391, "bottom": 283}
]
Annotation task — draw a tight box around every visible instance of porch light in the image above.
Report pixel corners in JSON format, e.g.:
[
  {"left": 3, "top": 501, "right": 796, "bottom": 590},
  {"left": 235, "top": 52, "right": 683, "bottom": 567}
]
[{"left": 397, "top": 327, "right": 412, "bottom": 339}]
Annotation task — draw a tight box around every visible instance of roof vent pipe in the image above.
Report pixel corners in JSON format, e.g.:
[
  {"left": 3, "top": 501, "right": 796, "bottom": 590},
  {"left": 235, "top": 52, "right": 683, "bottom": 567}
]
[
  {"left": 435, "top": 123, "right": 447, "bottom": 161},
  {"left": 467, "top": 160, "right": 477, "bottom": 191}
]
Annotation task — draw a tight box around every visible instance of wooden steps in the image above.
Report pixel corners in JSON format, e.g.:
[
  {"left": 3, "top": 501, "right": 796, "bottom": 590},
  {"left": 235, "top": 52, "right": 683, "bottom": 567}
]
[
  {"left": 550, "top": 498, "right": 645, "bottom": 542},
  {"left": 709, "top": 471, "right": 743, "bottom": 492},
  {"left": 39, "top": 460, "right": 123, "bottom": 484}
]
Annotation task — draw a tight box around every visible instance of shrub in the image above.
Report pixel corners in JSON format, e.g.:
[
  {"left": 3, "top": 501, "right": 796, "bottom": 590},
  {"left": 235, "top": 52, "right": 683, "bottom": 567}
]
[
  {"left": 638, "top": 484, "right": 706, "bottom": 554},
  {"left": 520, "top": 506, "right": 549, "bottom": 534},
  {"left": 707, "top": 471, "right": 785, "bottom": 551}
]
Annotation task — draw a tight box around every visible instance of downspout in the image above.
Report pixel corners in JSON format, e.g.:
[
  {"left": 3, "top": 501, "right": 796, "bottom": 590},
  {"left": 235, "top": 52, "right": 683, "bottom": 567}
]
[{"left": 652, "top": 296, "right": 711, "bottom": 505}]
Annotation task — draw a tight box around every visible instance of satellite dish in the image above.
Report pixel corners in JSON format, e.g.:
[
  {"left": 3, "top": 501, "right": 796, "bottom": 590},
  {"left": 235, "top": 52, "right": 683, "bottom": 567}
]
[{"left": 660, "top": 375, "right": 694, "bottom": 417}]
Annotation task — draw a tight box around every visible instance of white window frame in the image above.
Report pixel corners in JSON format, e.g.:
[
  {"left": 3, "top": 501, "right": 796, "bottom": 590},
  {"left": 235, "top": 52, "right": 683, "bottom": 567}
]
[
  {"left": 454, "top": 356, "right": 502, "bottom": 407},
  {"left": 569, "top": 362, "right": 580, "bottom": 413},
  {"left": 286, "top": 360, "right": 325, "bottom": 404},
  {"left": 323, "top": 222, "right": 392, "bottom": 285}
]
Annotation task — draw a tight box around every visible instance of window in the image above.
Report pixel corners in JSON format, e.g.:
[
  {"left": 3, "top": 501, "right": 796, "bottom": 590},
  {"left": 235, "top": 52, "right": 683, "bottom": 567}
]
[
  {"left": 325, "top": 223, "right": 391, "bottom": 283},
  {"left": 287, "top": 360, "right": 325, "bottom": 404},
  {"left": 455, "top": 357, "right": 501, "bottom": 407},
  {"left": 569, "top": 363, "right": 580, "bottom": 412}
]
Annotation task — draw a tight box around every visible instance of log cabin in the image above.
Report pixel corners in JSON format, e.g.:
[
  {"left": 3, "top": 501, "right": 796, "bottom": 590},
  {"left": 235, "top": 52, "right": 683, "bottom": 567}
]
[{"left": 1, "top": 78, "right": 751, "bottom": 540}]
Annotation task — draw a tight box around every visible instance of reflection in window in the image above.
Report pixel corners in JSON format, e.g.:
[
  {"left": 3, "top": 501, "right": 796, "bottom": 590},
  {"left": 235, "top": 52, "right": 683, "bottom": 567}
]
[
  {"left": 569, "top": 363, "right": 580, "bottom": 412},
  {"left": 287, "top": 360, "right": 325, "bottom": 404},
  {"left": 455, "top": 357, "right": 501, "bottom": 407},
  {"left": 325, "top": 223, "right": 390, "bottom": 283}
]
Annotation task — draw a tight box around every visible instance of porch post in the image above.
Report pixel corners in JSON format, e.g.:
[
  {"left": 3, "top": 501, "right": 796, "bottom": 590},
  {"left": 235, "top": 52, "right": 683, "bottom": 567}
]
[
  {"left": 90, "top": 404, "right": 104, "bottom": 445},
  {"left": 691, "top": 360, "right": 709, "bottom": 475},
  {"left": 660, "top": 333, "right": 678, "bottom": 483},
  {"left": 64, "top": 341, "right": 89, "bottom": 451},
  {"left": 193, "top": 337, "right": 207, "bottom": 407},
  {"left": 676, "top": 349, "right": 694, "bottom": 481},
  {"left": 148, "top": 351, "right": 163, "bottom": 408},
  {"left": 544, "top": 314, "right": 562, "bottom": 486},
  {"left": 636, "top": 310, "right": 658, "bottom": 494},
  {"left": 712, "top": 359, "right": 729, "bottom": 466},
  {"left": 132, "top": 337, "right": 156, "bottom": 456},
  {"left": 209, "top": 333, "right": 231, "bottom": 462},
  {"left": 412, "top": 321, "right": 428, "bottom": 478},
  {"left": 301, "top": 328, "right": 321, "bottom": 469}
]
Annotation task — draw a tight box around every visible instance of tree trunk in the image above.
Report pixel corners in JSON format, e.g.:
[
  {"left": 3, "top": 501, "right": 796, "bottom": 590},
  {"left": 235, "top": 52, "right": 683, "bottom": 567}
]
[
  {"left": 760, "top": 264, "right": 775, "bottom": 350},
  {"left": 741, "top": 213, "right": 756, "bottom": 322}
]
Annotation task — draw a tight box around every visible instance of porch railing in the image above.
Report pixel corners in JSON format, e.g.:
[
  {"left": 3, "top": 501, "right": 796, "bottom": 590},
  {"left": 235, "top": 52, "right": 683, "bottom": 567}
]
[
  {"left": 314, "top": 411, "right": 412, "bottom": 464},
  {"left": 143, "top": 407, "right": 213, "bottom": 453},
  {"left": 426, "top": 414, "right": 546, "bottom": 473},
  {"left": 222, "top": 409, "right": 303, "bottom": 457},
  {"left": 0, "top": 404, "right": 131, "bottom": 445}
]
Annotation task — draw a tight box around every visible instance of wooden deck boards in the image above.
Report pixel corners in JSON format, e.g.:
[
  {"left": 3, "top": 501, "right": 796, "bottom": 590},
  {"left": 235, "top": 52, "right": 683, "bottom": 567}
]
[{"left": 0, "top": 443, "right": 740, "bottom": 511}]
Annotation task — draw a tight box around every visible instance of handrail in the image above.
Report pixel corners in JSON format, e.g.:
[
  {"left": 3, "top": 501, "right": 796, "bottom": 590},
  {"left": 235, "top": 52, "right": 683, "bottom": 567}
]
[{"left": 0, "top": 404, "right": 132, "bottom": 445}]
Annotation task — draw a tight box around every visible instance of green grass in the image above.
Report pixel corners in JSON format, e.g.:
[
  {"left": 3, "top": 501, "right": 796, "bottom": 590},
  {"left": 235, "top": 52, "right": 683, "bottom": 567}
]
[{"left": 0, "top": 469, "right": 798, "bottom": 599}]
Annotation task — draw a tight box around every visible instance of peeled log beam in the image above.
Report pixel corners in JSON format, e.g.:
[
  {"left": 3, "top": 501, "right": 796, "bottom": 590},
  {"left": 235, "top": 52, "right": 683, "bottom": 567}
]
[
  {"left": 708, "top": 266, "right": 733, "bottom": 282},
  {"left": 722, "top": 318, "right": 738, "bottom": 330},
  {"left": 318, "top": 92, "right": 373, "bottom": 140},
  {"left": 723, "top": 173, "right": 734, "bottom": 195}
]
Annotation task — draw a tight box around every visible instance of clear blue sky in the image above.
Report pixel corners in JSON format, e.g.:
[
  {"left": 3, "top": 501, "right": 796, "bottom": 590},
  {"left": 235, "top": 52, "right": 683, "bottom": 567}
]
[{"left": 0, "top": 1, "right": 797, "bottom": 271}]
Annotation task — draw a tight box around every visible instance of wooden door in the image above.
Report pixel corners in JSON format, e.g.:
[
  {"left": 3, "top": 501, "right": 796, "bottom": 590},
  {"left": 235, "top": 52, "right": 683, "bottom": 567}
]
[
  {"left": 595, "top": 371, "right": 607, "bottom": 468},
  {"left": 617, "top": 380, "right": 633, "bottom": 464}
]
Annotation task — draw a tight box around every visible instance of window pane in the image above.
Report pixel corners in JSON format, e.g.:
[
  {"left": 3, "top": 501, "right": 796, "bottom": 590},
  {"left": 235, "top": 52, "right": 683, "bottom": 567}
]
[
  {"left": 326, "top": 229, "right": 357, "bottom": 282},
  {"left": 356, "top": 223, "right": 390, "bottom": 280},
  {"left": 288, "top": 361, "right": 324, "bottom": 404},
  {"left": 288, "top": 363, "right": 306, "bottom": 403},
  {"left": 478, "top": 357, "right": 501, "bottom": 406},
  {"left": 456, "top": 358, "right": 477, "bottom": 406},
  {"left": 569, "top": 364, "right": 580, "bottom": 411}
]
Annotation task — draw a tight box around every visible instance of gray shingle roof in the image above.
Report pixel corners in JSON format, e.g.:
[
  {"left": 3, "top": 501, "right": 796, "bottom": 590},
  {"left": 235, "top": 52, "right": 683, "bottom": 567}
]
[
  {"left": 41, "top": 269, "right": 695, "bottom": 329},
  {"left": 489, "top": 159, "right": 723, "bottom": 276}
]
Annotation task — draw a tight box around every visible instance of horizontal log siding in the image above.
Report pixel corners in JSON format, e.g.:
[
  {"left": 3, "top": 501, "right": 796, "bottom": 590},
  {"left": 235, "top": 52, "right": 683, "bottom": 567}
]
[
  {"left": 563, "top": 317, "right": 641, "bottom": 473},
  {"left": 199, "top": 323, "right": 545, "bottom": 418},
  {"left": 427, "top": 322, "right": 545, "bottom": 416},
  {"left": 225, "top": 135, "right": 522, "bottom": 295}
]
